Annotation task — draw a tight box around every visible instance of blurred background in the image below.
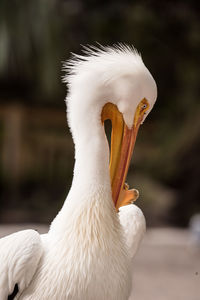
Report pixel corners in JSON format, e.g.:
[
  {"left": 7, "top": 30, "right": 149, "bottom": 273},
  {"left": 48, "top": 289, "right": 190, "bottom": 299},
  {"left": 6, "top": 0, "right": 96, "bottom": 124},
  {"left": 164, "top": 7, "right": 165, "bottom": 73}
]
[
  {"left": 0, "top": 0, "right": 200, "bottom": 227},
  {"left": 1, "top": 1, "right": 200, "bottom": 298}
]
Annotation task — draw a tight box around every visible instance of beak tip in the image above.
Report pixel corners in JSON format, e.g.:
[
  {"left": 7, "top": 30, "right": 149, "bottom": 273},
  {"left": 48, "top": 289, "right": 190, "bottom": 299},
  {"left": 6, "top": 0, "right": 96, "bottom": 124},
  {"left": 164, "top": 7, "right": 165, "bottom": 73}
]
[{"left": 133, "top": 189, "right": 139, "bottom": 200}]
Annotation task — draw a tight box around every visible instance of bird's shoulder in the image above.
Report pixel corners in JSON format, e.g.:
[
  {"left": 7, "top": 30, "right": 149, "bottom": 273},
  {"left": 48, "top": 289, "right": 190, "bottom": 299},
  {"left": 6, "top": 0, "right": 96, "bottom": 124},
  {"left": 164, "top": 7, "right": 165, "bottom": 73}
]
[
  {"left": 0, "top": 229, "right": 44, "bottom": 300},
  {"left": 118, "top": 204, "right": 146, "bottom": 258}
]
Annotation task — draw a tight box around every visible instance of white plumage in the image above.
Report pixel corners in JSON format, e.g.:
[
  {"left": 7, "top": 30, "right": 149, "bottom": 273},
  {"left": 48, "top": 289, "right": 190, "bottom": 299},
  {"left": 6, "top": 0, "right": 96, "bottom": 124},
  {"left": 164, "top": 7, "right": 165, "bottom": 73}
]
[
  {"left": 0, "top": 230, "right": 43, "bottom": 299},
  {"left": 0, "top": 44, "right": 157, "bottom": 300}
]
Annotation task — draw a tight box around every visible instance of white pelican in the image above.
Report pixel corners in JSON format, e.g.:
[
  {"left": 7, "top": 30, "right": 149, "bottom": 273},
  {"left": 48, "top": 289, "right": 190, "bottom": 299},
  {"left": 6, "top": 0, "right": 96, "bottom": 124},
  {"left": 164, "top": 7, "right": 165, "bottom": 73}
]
[{"left": 0, "top": 45, "right": 157, "bottom": 300}]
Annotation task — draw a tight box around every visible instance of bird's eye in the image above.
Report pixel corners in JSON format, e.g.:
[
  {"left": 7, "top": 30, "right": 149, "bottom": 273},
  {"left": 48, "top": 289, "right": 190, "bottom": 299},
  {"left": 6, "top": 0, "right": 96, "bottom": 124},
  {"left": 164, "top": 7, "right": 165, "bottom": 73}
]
[{"left": 141, "top": 104, "right": 147, "bottom": 110}]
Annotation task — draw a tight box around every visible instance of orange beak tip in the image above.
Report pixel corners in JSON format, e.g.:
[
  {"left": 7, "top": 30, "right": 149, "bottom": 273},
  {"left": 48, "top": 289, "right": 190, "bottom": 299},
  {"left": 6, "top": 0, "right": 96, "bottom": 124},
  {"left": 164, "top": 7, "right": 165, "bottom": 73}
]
[
  {"left": 116, "top": 188, "right": 139, "bottom": 209},
  {"left": 131, "top": 188, "right": 139, "bottom": 200}
]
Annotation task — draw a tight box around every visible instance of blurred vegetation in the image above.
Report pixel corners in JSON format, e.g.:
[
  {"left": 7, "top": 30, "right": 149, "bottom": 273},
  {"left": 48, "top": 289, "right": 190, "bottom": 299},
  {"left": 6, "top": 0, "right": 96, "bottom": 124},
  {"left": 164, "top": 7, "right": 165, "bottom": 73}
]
[{"left": 0, "top": 0, "right": 200, "bottom": 226}]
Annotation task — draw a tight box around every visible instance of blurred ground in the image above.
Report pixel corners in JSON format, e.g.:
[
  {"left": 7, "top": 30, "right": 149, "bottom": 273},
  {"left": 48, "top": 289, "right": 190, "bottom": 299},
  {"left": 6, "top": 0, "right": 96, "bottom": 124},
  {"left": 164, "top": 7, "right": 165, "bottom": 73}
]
[
  {"left": 130, "top": 228, "right": 200, "bottom": 300},
  {"left": 1, "top": 225, "right": 199, "bottom": 299}
]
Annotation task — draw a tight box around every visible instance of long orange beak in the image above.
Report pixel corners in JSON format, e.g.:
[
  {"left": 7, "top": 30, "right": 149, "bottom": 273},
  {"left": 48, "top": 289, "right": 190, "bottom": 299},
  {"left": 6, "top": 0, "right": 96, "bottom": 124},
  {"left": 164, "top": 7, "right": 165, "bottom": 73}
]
[{"left": 101, "top": 99, "right": 149, "bottom": 211}]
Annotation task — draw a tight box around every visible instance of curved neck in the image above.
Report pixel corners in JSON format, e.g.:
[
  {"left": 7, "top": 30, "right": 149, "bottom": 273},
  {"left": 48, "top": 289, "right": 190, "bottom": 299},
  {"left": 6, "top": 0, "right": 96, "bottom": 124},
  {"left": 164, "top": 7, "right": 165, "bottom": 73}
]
[
  {"left": 49, "top": 120, "right": 112, "bottom": 236},
  {"left": 72, "top": 125, "right": 110, "bottom": 190},
  {"left": 67, "top": 90, "right": 111, "bottom": 193}
]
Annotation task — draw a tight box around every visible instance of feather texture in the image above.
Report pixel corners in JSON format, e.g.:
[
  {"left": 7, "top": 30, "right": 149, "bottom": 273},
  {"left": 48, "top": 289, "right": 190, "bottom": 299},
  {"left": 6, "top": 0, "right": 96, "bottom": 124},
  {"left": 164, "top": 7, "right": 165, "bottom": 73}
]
[
  {"left": 0, "top": 44, "right": 156, "bottom": 299},
  {"left": 0, "top": 230, "right": 43, "bottom": 300}
]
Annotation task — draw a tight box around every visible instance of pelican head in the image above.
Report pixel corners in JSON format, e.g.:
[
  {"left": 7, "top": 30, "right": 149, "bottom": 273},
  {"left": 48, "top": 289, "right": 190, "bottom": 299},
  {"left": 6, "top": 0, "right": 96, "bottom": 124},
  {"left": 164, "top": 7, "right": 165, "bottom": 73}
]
[{"left": 64, "top": 44, "right": 157, "bottom": 210}]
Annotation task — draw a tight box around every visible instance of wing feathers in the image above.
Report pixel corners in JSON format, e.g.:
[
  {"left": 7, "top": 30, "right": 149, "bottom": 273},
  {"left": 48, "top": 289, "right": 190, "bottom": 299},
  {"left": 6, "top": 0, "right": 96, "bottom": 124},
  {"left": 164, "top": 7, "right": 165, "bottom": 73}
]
[
  {"left": 118, "top": 204, "right": 146, "bottom": 258},
  {"left": 0, "top": 230, "right": 43, "bottom": 300}
]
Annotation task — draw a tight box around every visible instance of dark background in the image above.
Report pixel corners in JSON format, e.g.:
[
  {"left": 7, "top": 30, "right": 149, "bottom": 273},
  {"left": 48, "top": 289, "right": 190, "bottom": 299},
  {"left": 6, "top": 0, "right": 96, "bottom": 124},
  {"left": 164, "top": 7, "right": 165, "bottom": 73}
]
[{"left": 0, "top": 0, "right": 200, "bottom": 226}]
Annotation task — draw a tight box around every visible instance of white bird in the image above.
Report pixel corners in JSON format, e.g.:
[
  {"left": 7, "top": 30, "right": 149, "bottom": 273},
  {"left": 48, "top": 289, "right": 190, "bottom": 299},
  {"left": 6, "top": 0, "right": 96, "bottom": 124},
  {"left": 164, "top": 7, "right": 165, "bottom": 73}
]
[{"left": 0, "top": 44, "right": 157, "bottom": 300}]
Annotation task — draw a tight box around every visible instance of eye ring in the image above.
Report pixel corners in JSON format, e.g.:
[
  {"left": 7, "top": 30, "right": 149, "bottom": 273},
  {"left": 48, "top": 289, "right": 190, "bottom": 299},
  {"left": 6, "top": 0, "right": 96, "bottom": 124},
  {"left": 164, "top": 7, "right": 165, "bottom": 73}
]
[{"left": 141, "top": 104, "right": 147, "bottom": 110}]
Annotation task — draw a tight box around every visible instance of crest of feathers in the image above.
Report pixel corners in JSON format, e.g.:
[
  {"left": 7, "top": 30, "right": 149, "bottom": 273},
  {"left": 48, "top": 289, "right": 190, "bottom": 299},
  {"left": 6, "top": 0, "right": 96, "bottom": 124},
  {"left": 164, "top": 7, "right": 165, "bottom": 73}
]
[{"left": 63, "top": 43, "right": 144, "bottom": 85}]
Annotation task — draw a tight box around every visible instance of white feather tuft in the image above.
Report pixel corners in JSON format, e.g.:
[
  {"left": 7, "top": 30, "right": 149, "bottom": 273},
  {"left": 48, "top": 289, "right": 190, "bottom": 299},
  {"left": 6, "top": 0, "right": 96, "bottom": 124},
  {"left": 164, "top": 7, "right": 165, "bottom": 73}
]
[
  {"left": 63, "top": 43, "right": 142, "bottom": 83},
  {"left": 63, "top": 43, "right": 157, "bottom": 129}
]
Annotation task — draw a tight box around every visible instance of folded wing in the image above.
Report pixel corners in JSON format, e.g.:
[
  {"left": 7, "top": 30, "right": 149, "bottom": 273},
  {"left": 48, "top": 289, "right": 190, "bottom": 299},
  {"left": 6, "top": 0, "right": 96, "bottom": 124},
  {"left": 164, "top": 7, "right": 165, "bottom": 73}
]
[
  {"left": 0, "top": 230, "right": 43, "bottom": 300},
  {"left": 118, "top": 204, "right": 146, "bottom": 258}
]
